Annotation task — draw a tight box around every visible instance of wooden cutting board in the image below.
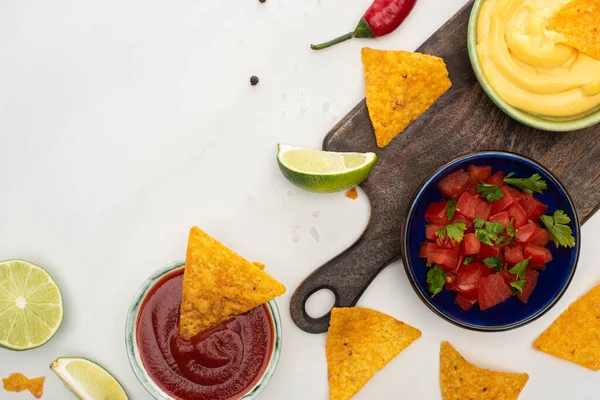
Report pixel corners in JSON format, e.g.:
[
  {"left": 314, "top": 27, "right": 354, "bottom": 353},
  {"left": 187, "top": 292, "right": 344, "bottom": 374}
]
[{"left": 290, "top": 0, "right": 600, "bottom": 334}]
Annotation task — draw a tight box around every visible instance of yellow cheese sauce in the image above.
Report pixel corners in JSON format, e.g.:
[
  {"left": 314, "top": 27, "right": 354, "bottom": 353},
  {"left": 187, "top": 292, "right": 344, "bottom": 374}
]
[{"left": 477, "top": 0, "right": 600, "bottom": 118}]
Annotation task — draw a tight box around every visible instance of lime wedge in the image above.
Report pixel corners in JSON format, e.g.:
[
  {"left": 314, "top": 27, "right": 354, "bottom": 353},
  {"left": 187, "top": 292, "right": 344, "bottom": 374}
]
[
  {"left": 50, "top": 357, "right": 129, "bottom": 400},
  {"left": 277, "top": 144, "right": 377, "bottom": 193},
  {"left": 0, "top": 259, "right": 63, "bottom": 350}
]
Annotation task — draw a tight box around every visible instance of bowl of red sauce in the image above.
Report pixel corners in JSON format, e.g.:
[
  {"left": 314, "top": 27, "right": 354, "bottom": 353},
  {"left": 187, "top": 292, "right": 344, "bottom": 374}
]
[{"left": 125, "top": 261, "right": 282, "bottom": 400}]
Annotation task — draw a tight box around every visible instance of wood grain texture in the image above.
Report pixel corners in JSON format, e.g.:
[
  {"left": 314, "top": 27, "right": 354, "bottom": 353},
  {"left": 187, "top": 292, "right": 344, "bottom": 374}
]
[{"left": 290, "top": 0, "right": 600, "bottom": 334}]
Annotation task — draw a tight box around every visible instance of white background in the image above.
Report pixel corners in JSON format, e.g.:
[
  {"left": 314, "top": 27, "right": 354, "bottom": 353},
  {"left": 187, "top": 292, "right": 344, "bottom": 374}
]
[{"left": 1, "top": 0, "right": 599, "bottom": 399}]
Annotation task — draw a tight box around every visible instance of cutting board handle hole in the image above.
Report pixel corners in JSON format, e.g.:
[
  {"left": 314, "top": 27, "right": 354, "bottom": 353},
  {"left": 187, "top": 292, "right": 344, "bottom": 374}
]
[{"left": 304, "top": 287, "right": 337, "bottom": 320}]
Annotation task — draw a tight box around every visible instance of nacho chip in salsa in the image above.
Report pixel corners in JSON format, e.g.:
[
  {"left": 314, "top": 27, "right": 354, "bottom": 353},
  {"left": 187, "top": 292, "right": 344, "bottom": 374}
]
[
  {"left": 440, "top": 342, "right": 529, "bottom": 400},
  {"left": 534, "top": 284, "right": 600, "bottom": 370},
  {"left": 179, "top": 226, "right": 286, "bottom": 340},
  {"left": 326, "top": 307, "right": 421, "bottom": 400}
]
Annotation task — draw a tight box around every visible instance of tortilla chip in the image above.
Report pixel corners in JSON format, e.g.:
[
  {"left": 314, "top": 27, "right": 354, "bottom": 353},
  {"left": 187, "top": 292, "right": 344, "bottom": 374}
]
[
  {"left": 326, "top": 307, "right": 421, "bottom": 400},
  {"left": 179, "top": 227, "right": 286, "bottom": 339},
  {"left": 361, "top": 48, "right": 452, "bottom": 148},
  {"left": 548, "top": 0, "right": 600, "bottom": 61},
  {"left": 2, "top": 373, "right": 28, "bottom": 392},
  {"left": 27, "top": 377, "right": 45, "bottom": 399},
  {"left": 252, "top": 262, "right": 265, "bottom": 270},
  {"left": 440, "top": 342, "right": 529, "bottom": 400},
  {"left": 534, "top": 284, "right": 600, "bottom": 370}
]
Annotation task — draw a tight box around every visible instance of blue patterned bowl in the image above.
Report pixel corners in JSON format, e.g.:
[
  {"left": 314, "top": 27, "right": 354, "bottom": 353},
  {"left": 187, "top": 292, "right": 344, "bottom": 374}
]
[{"left": 402, "top": 151, "right": 580, "bottom": 331}]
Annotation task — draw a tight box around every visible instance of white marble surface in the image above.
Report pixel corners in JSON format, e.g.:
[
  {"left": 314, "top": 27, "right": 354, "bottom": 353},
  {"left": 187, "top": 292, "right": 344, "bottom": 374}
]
[{"left": 1, "top": 0, "right": 599, "bottom": 399}]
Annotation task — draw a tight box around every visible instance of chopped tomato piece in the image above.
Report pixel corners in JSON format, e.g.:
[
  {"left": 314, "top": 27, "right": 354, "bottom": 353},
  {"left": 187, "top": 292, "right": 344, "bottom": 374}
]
[
  {"left": 478, "top": 274, "right": 512, "bottom": 310},
  {"left": 436, "top": 236, "right": 460, "bottom": 251},
  {"left": 520, "top": 194, "right": 548, "bottom": 222},
  {"left": 467, "top": 165, "right": 492, "bottom": 183},
  {"left": 500, "top": 263, "right": 517, "bottom": 285},
  {"left": 465, "top": 185, "right": 478, "bottom": 195},
  {"left": 426, "top": 224, "right": 444, "bottom": 241},
  {"left": 489, "top": 211, "right": 510, "bottom": 227},
  {"left": 437, "top": 170, "right": 472, "bottom": 199},
  {"left": 491, "top": 185, "right": 516, "bottom": 214},
  {"left": 455, "top": 292, "right": 478, "bottom": 310},
  {"left": 524, "top": 244, "right": 553, "bottom": 267},
  {"left": 506, "top": 186, "right": 525, "bottom": 203},
  {"left": 428, "top": 248, "right": 459, "bottom": 274},
  {"left": 452, "top": 214, "right": 474, "bottom": 232},
  {"left": 474, "top": 198, "right": 492, "bottom": 221},
  {"left": 424, "top": 202, "right": 451, "bottom": 225},
  {"left": 485, "top": 171, "right": 505, "bottom": 186},
  {"left": 504, "top": 246, "right": 525, "bottom": 265},
  {"left": 479, "top": 243, "right": 501, "bottom": 259},
  {"left": 529, "top": 227, "right": 550, "bottom": 247},
  {"left": 508, "top": 203, "right": 528, "bottom": 228},
  {"left": 516, "top": 224, "right": 550, "bottom": 246},
  {"left": 455, "top": 263, "right": 485, "bottom": 296},
  {"left": 517, "top": 269, "right": 539, "bottom": 304},
  {"left": 462, "top": 233, "right": 481, "bottom": 255},
  {"left": 419, "top": 242, "right": 437, "bottom": 258},
  {"left": 456, "top": 192, "right": 491, "bottom": 221}
]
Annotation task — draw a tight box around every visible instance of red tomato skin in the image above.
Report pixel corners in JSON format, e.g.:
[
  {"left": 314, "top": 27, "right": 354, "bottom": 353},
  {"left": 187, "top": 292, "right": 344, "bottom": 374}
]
[
  {"left": 478, "top": 273, "right": 512, "bottom": 310},
  {"left": 517, "top": 269, "right": 539, "bottom": 303},
  {"left": 455, "top": 292, "right": 478, "bottom": 310},
  {"left": 419, "top": 242, "right": 437, "bottom": 258},
  {"left": 529, "top": 228, "right": 550, "bottom": 247},
  {"left": 520, "top": 194, "right": 548, "bottom": 222},
  {"left": 455, "top": 263, "right": 485, "bottom": 295},
  {"left": 515, "top": 223, "right": 536, "bottom": 243},
  {"left": 524, "top": 244, "right": 553, "bottom": 266},
  {"left": 437, "top": 170, "right": 472, "bottom": 199},
  {"left": 436, "top": 236, "right": 460, "bottom": 251},
  {"left": 426, "top": 224, "right": 444, "bottom": 241},
  {"left": 467, "top": 165, "right": 492, "bottom": 183},
  {"left": 465, "top": 185, "right": 478, "bottom": 196},
  {"left": 479, "top": 243, "right": 501, "bottom": 259},
  {"left": 504, "top": 246, "right": 525, "bottom": 265},
  {"left": 506, "top": 186, "right": 525, "bottom": 203},
  {"left": 508, "top": 203, "right": 528, "bottom": 228},
  {"left": 452, "top": 214, "right": 474, "bottom": 232},
  {"left": 489, "top": 211, "right": 510, "bottom": 227},
  {"left": 500, "top": 263, "right": 517, "bottom": 285},
  {"left": 456, "top": 192, "right": 477, "bottom": 220},
  {"left": 491, "top": 185, "right": 516, "bottom": 214},
  {"left": 485, "top": 171, "right": 506, "bottom": 186},
  {"left": 428, "top": 249, "right": 459, "bottom": 273},
  {"left": 462, "top": 233, "right": 481, "bottom": 255},
  {"left": 425, "top": 202, "right": 451, "bottom": 225},
  {"left": 473, "top": 198, "right": 492, "bottom": 221}
]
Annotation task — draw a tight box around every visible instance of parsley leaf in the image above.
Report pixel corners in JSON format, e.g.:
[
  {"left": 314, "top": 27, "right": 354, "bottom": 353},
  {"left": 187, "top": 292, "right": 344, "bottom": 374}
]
[
  {"left": 506, "top": 219, "right": 515, "bottom": 237},
  {"left": 436, "top": 221, "right": 467, "bottom": 243},
  {"left": 474, "top": 218, "right": 505, "bottom": 245},
  {"left": 511, "top": 279, "right": 527, "bottom": 294},
  {"left": 504, "top": 173, "right": 548, "bottom": 195},
  {"left": 541, "top": 210, "right": 576, "bottom": 248},
  {"left": 446, "top": 198, "right": 457, "bottom": 220},
  {"left": 509, "top": 257, "right": 530, "bottom": 279},
  {"left": 463, "top": 256, "right": 474, "bottom": 265},
  {"left": 476, "top": 183, "right": 504, "bottom": 202},
  {"left": 482, "top": 256, "right": 503, "bottom": 271},
  {"left": 427, "top": 266, "right": 446, "bottom": 297}
]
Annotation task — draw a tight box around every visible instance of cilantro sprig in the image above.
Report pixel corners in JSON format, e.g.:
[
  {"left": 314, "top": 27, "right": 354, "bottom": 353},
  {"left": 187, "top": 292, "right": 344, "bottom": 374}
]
[
  {"left": 503, "top": 173, "right": 547, "bottom": 195},
  {"left": 463, "top": 256, "right": 474, "bottom": 265},
  {"left": 510, "top": 279, "right": 527, "bottom": 294},
  {"left": 476, "top": 183, "right": 504, "bottom": 202},
  {"left": 446, "top": 198, "right": 457, "bottom": 220},
  {"left": 508, "top": 257, "right": 530, "bottom": 294},
  {"left": 482, "top": 256, "right": 502, "bottom": 271},
  {"left": 436, "top": 221, "right": 467, "bottom": 243},
  {"left": 427, "top": 265, "right": 446, "bottom": 297},
  {"left": 474, "top": 217, "right": 505, "bottom": 246},
  {"left": 541, "top": 210, "right": 576, "bottom": 248}
]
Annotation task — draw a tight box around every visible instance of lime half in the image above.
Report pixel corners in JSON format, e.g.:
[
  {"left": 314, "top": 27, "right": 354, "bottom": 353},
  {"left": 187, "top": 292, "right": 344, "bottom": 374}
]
[
  {"left": 277, "top": 144, "right": 377, "bottom": 193},
  {"left": 0, "top": 259, "right": 63, "bottom": 350},
  {"left": 51, "top": 357, "right": 129, "bottom": 400}
]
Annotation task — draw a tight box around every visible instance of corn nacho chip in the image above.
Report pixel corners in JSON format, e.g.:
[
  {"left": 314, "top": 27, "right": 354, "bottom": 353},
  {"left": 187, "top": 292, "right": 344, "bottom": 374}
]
[
  {"left": 548, "top": 0, "right": 600, "bottom": 61},
  {"left": 361, "top": 48, "right": 452, "bottom": 148},
  {"left": 534, "top": 284, "right": 600, "bottom": 370},
  {"left": 440, "top": 342, "right": 529, "bottom": 400},
  {"left": 326, "top": 307, "right": 421, "bottom": 400},
  {"left": 252, "top": 262, "right": 265, "bottom": 270},
  {"left": 2, "top": 373, "right": 28, "bottom": 393},
  {"left": 27, "top": 377, "right": 45, "bottom": 399},
  {"left": 178, "top": 226, "right": 286, "bottom": 339}
]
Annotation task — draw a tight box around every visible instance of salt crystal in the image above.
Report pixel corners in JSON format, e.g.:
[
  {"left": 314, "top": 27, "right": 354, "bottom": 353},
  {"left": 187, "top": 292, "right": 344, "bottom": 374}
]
[
  {"left": 321, "top": 102, "right": 330, "bottom": 113},
  {"left": 309, "top": 227, "right": 320, "bottom": 243},
  {"left": 287, "top": 190, "right": 295, "bottom": 196},
  {"left": 300, "top": 105, "right": 308, "bottom": 113},
  {"left": 281, "top": 91, "right": 288, "bottom": 99},
  {"left": 297, "top": 90, "right": 304, "bottom": 100},
  {"left": 247, "top": 193, "right": 255, "bottom": 200},
  {"left": 281, "top": 110, "right": 288, "bottom": 118},
  {"left": 312, "top": 210, "right": 320, "bottom": 218},
  {"left": 291, "top": 229, "right": 297, "bottom": 235},
  {"left": 292, "top": 235, "right": 300, "bottom": 243},
  {"left": 294, "top": 64, "right": 299, "bottom": 70}
]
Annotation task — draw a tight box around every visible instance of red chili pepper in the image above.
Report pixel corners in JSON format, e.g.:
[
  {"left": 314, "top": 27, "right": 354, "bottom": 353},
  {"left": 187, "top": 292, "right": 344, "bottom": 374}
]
[{"left": 311, "top": 0, "right": 417, "bottom": 50}]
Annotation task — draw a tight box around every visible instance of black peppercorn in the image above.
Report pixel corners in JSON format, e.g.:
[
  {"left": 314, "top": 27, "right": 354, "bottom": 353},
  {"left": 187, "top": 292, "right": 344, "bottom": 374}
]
[{"left": 250, "top": 76, "right": 259, "bottom": 86}]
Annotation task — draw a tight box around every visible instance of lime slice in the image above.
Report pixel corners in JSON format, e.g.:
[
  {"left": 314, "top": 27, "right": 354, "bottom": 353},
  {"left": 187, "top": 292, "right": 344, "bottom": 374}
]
[
  {"left": 50, "top": 357, "right": 129, "bottom": 400},
  {"left": 277, "top": 144, "right": 377, "bottom": 193},
  {"left": 0, "top": 259, "right": 63, "bottom": 350}
]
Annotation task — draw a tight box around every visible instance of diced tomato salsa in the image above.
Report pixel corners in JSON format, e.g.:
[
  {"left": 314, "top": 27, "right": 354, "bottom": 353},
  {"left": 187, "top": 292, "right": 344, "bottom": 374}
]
[{"left": 421, "top": 165, "right": 557, "bottom": 311}]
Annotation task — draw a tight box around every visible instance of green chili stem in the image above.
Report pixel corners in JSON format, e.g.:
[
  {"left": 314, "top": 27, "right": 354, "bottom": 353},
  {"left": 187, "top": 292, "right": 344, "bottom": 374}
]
[{"left": 310, "top": 32, "right": 354, "bottom": 50}]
